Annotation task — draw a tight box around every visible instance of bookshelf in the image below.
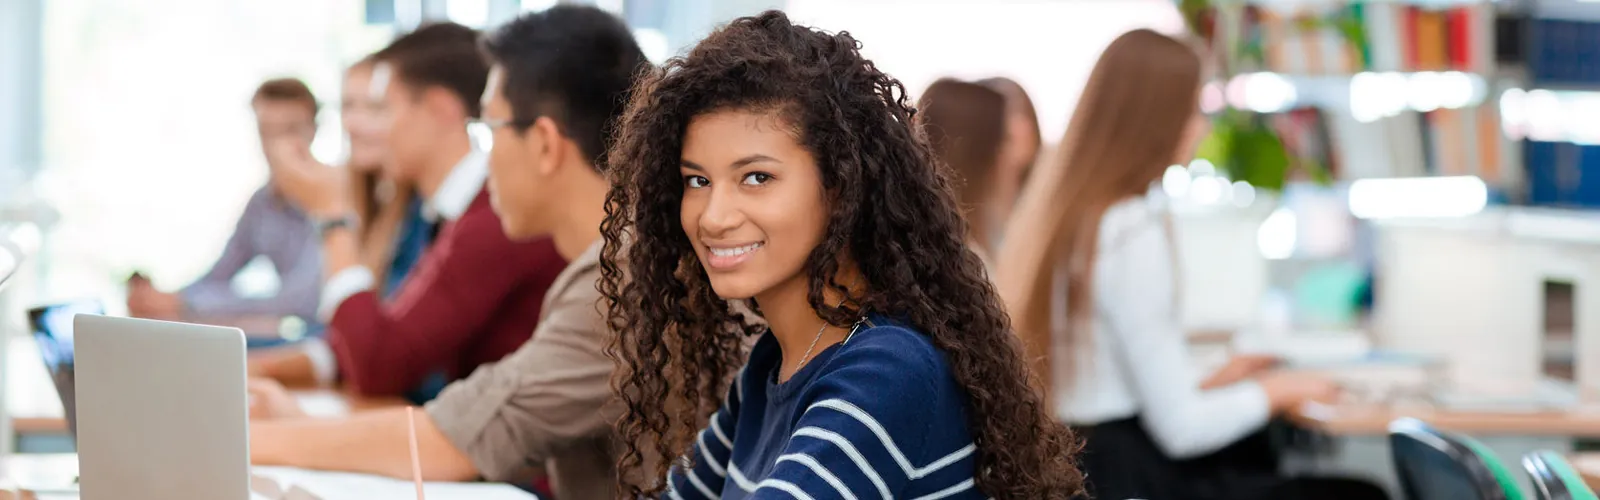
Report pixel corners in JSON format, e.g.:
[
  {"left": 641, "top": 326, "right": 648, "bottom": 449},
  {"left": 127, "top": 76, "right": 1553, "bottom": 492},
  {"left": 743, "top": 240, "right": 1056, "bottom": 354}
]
[
  {"left": 1190, "top": 0, "right": 1526, "bottom": 197},
  {"left": 1205, "top": 0, "right": 1600, "bottom": 209}
]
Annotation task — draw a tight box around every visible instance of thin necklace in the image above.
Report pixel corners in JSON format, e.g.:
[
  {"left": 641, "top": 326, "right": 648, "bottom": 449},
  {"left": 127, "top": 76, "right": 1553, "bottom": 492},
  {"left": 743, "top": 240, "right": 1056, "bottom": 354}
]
[
  {"left": 796, "top": 321, "right": 830, "bottom": 370},
  {"left": 795, "top": 294, "right": 864, "bottom": 371}
]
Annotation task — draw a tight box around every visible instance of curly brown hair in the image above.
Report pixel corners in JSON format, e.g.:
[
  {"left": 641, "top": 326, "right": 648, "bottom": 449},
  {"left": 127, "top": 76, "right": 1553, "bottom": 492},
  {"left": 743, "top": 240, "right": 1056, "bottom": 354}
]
[{"left": 599, "top": 10, "right": 1084, "bottom": 499}]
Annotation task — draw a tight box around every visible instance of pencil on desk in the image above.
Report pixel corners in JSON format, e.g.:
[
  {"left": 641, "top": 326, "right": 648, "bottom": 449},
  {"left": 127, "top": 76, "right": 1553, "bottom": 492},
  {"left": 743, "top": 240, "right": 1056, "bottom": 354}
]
[{"left": 407, "top": 406, "right": 426, "bottom": 500}]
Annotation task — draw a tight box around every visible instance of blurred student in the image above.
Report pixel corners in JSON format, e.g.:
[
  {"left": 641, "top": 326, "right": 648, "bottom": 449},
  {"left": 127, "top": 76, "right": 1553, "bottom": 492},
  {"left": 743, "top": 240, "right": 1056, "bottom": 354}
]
[
  {"left": 127, "top": 79, "right": 324, "bottom": 323},
  {"left": 339, "top": 57, "right": 419, "bottom": 296},
  {"left": 979, "top": 76, "right": 1042, "bottom": 239},
  {"left": 601, "top": 11, "right": 1081, "bottom": 499},
  {"left": 998, "top": 29, "right": 1382, "bottom": 500},
  {"left": 915, "top": 78, "right": 1007, "bottom": 256},
  {"left": 254, "top": 22, "right": 565, "bottom": 400},
  {"left": 249, "top": 8, "right": 643, "bottom": 499}
]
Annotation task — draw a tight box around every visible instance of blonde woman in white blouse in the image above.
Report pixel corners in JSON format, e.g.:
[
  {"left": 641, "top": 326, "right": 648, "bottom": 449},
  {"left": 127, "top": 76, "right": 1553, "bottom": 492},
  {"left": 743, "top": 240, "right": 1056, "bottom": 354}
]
[{"left": 997, "top": 29, "right": 1387, "bottom": 500}]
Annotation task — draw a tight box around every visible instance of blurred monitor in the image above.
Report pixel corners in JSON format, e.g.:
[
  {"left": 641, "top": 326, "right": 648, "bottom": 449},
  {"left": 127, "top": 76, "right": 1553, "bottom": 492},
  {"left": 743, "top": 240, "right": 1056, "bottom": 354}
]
[{"left": 27, "top": 299, "right": 105, "bottom": 438}]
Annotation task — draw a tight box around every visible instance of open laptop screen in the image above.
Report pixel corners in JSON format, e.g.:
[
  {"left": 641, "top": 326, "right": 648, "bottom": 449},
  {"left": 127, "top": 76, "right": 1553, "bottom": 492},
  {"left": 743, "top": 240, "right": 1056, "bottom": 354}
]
[{"left": 27, "top": 299, "right": 104, "bottom": 437}]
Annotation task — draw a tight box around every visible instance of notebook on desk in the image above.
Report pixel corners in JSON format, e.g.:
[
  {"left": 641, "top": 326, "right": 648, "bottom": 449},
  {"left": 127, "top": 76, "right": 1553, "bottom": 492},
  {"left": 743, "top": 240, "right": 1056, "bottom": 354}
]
[{"left": 250, "top": 467, "right": 538, "bottom": 500}]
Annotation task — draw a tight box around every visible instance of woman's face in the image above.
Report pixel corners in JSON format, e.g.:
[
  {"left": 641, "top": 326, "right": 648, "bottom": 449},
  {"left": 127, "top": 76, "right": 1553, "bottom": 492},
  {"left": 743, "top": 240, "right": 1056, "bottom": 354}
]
[
  {"left": 679, "top": 109, "right": 831, "bottom": 301},
  {"left": 998, "top": 110, "right": 1038, "bottom": 174},
  {"left": 341, "top": 64, "right": 390, "bottom": 172},
  {"left": 993, "top": 104, "right": 1038, "bottom": 204}
]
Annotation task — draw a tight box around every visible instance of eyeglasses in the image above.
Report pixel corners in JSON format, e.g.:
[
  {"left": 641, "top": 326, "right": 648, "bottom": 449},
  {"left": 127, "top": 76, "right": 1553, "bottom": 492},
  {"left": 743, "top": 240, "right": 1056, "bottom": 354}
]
[{"left": 472, "top": 116, "right": 535, "bottom": 132}]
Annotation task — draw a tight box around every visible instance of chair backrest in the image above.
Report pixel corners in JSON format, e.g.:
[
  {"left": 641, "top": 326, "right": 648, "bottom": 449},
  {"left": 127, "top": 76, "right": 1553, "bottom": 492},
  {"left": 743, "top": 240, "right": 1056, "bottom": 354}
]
[
  {"left": 1523, "top": 451, "right": 1600, "bottom": 500},
  {"left": 1455, "top": 429, "right": 1528, "bottom": 500},
  {"left": 1389, "top": 418, "right": 1518, "bottom": 500}
]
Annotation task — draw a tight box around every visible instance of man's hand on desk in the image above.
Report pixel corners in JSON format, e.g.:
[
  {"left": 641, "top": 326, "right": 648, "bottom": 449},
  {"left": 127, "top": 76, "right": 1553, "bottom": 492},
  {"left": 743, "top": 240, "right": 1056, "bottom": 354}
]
[
  {"left": 249, "top": 348, "right": 319, "bottom": 389},
  {"left": 126, "top": 280, "right": 184, "bottom": 320},
  {"left": 250, "top": 408, "right": 479, "bottom": 483},
  {"left": 249, "top": 378, "right": 307, "bottom": 420}
]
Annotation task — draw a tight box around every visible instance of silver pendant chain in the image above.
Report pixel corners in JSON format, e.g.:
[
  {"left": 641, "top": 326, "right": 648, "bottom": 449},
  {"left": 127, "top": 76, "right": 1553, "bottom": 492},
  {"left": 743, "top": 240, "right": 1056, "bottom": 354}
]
[
  {"left": 795, "top": 321, "right": 829, "bottom": 369},
  {"left": 795, "top": 312, "right": 870, "bottom": 371}
]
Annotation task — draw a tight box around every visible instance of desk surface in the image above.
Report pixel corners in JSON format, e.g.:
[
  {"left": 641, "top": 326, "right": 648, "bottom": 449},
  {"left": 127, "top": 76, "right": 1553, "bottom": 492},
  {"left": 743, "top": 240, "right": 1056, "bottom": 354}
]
[
  {"left": 1292, "top": 400, "right": 1600, "bottom": 437},
  {"left": 0, "top": 453, "right": 77, "bottom": 498}
]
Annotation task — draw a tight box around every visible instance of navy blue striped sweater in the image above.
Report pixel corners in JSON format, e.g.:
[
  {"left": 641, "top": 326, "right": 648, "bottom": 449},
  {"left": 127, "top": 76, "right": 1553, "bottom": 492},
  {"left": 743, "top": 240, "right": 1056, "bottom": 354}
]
[{"left": 663, "top": 314, "right": 984, "bottom": 500}]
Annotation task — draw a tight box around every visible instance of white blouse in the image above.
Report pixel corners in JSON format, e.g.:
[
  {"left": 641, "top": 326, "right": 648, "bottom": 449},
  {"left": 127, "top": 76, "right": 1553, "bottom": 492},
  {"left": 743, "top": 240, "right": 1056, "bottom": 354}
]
[{"left": 1052, "top": 194, "right": 1270, "bottom": 459}]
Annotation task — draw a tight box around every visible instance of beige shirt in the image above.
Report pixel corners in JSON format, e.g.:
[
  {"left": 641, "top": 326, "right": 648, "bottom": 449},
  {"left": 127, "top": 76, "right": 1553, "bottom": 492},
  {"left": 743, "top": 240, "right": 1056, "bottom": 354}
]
[{"left": 425, "top": 240, "right": 616, "bottom": 500}]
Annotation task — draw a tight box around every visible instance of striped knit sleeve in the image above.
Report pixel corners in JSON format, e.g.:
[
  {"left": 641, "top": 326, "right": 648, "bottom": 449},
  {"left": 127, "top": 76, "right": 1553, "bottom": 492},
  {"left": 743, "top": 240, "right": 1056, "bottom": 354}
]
[
  {"left": 739, "top": 330, "right": 978, "bottom": 500},
  {"left": 662, "top": 369, "right": 745, "bottom": 500}
]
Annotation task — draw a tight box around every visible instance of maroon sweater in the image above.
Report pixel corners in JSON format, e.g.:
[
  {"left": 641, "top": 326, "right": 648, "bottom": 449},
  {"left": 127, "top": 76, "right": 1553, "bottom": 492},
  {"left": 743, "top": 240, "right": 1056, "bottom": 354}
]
[{"left": 327, "top": 189, "right": 565, "bottom": 396}]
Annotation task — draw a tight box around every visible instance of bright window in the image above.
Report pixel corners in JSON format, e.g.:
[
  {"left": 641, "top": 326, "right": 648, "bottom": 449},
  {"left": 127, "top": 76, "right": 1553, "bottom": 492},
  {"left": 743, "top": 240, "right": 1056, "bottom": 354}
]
[
  {"left": 34, "top": 0, "right": 392, "bottom": 300},
  {"left": 783, "top": 0, "right": 1185, "bottom": 142}
]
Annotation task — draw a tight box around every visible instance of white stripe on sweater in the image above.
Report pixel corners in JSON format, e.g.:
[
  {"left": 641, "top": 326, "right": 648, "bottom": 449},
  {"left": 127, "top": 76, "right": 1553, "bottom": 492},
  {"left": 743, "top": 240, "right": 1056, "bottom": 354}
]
[
  {"left": 775, "top": 453, "right": 859, "bottom": 500},
  {"left": 807, "top": 399, "right": 976, "bottom": 478},
  {"left": 711, "top": 413, "right": 734, "bottom": 449},
  {"left": 685, "top": 467, "right": 719, "bottom": 499},
  {"left": 792, "top": 427, "right": 893, "bottom": 500},
  {"left": 910, "top": 478, "right": 977, "bottom": 500},
  {"left": 728, "top": 462, "right": 757, "bottom": 492},
  {"left": 697, "top": 431, "right": 728, "bottom": 477},
  {"left": 667, "top": 475, "right": 687, "bottom": 500},
  {"left": 756, "top": 479, "right": 817, "bottom": 500}
]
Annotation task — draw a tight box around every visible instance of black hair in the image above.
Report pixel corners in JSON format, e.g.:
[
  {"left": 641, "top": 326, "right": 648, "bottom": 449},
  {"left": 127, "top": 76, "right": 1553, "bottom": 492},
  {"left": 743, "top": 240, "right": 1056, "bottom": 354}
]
[
  {"left": 481, "top": 5, "right": 646, "bottom": 171},
  {"left": 374, "top": 22, "right": 488, "bottom": 118}
]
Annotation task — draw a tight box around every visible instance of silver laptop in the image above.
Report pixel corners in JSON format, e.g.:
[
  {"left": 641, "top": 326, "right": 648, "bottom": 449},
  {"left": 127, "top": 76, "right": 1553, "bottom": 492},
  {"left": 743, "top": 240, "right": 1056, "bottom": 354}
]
[{"left": 74, "top": 315, "right": 251, "bottom": 499}]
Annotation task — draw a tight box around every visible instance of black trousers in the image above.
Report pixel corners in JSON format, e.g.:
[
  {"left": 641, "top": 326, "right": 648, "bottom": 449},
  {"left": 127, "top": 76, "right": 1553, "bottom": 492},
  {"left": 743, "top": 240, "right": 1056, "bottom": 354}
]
[{"left": 1075, "top": 417, "right": 1389, "bottom": 500}]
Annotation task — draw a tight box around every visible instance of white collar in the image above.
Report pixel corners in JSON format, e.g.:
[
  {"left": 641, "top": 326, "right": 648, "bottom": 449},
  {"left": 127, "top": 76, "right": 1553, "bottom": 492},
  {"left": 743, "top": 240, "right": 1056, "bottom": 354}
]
[{"left": 424, "top": 147, "right": 489, "bottom": 222}]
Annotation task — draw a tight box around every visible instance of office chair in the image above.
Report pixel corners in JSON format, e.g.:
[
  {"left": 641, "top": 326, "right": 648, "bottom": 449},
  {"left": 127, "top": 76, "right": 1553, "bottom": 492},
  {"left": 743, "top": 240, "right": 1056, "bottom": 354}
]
[
  {"left": 1523, "top": 451, "right": 1599, "bottom": 500},
  {"left": 1389, "top": 418, "right": 1522, "bottom": 500}
]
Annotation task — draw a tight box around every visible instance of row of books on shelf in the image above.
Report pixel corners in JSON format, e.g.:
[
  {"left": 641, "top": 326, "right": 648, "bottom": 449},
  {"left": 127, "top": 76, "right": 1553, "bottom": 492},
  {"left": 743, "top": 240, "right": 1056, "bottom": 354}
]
[
  {"left": 1246, "top": 3, "right": 1495, "bottom": 75},
  {"left": 1528, "top": 18, "right": 1600, "bottom": 87},
  {"left": 1525, "top": 140, "right": 1600, "bottom": 208},
  {"left": 1270, "top": 104, "right": 1509, "bottom": 185},
  {"left": 1276, "top": 102, "right": 1600, "bottom": 208}
]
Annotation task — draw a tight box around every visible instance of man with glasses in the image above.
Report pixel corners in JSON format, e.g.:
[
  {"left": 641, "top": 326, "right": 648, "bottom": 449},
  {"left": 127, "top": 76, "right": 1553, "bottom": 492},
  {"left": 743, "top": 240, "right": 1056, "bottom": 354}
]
[
  {"left": 250, "top": 10, "right": 646, "bottom": 499},
  {"left": 254, "top": 22, "right": 565, "bottom": 403}
]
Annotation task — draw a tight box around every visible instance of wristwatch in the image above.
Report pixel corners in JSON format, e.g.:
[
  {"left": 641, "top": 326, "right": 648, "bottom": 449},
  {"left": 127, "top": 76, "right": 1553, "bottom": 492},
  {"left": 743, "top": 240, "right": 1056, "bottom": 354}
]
[{"left": 312, "top": 214, "right": 359, "bottom": 238}]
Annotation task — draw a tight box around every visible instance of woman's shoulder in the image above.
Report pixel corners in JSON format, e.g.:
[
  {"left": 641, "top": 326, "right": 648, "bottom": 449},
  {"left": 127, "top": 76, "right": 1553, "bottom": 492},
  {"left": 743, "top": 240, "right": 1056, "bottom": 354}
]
[
  {"left": 846, "top": 316, "right": 946, "bottom": 359},
  {"left": 1097, "top": 193, "right": 1167, "bottom": 253},
  {"left": 820, "top": 316, "right": 958, "bottom": 394},
  {"left": 802, "top": 316, "right": 975, "bottom": 446}
]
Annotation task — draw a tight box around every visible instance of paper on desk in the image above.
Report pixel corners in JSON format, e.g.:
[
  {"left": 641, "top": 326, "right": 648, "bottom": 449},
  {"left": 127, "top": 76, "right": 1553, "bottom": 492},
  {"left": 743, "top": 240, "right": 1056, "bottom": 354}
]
[
  {"left": 251, "top": 466, "right": 537, "bottom": 500},
  {"left": 291, "top": 392, "right": 352, "bottom": 418}
]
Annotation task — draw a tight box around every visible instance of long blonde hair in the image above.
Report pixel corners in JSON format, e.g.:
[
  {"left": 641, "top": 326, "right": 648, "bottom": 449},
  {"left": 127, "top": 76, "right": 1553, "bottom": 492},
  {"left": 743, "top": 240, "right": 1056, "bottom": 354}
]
[
  {"left": 342, "top": 58, "right": 415, "bottom": 283},
  {"left": 997, "top": 29, "right": 1204, "bottom": 398}
]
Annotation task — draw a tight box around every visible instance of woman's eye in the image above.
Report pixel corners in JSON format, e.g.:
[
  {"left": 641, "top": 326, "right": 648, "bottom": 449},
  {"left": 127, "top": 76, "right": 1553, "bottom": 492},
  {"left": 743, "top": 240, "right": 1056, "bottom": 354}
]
[
  {"left": 741, "top": 172, "right": 772, "bottom": 186},
  {"left": 685, "top": 176, "right": 710, "bottom": 188}
]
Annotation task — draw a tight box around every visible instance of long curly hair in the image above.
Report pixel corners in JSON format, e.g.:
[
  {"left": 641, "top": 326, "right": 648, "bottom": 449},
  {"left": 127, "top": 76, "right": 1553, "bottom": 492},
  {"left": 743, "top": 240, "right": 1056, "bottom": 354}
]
[{"left": 599, "top": 10, "right": 1083, "bottom": 499}]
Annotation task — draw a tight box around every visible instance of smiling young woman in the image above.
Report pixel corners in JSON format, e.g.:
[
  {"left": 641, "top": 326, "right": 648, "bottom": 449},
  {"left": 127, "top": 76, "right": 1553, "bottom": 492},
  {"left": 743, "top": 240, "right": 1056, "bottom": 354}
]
[{"left": 599, "top": 10, "right": 1082, "bottom": 500}]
